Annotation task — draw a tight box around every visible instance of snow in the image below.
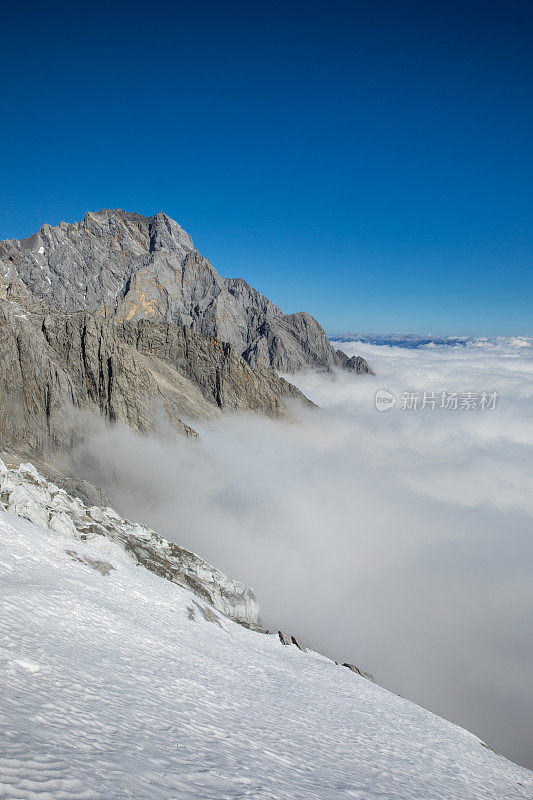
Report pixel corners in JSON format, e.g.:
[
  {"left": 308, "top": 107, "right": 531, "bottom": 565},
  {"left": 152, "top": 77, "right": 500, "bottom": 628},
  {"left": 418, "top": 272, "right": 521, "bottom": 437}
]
[
  {"left": 0, "top": 508, "right": 531, "bottom": 799},
  {"left": 0, "top": 460, "right": 258, "bottom": 626},
  {"left": 331, "top": 334, "right": 533, "bottom": 352},
  {"left": 13, "top": 659, "right": 41, "bottom": 674}
]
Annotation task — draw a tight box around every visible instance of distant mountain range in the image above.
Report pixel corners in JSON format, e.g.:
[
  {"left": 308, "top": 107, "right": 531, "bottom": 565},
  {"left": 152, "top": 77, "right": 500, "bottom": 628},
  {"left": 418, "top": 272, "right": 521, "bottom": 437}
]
[{"left": 331, "top": 333, "right": 533, "bottom": 350}]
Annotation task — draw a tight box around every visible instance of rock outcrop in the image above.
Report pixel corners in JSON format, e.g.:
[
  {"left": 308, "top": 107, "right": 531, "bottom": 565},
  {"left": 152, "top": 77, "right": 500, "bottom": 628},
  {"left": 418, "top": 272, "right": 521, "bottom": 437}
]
[
  {"left": 278, "top": 631, "right": 307, "bottom": 651},
  {"left": 0, "top": 459, "right": 259, "bottom": 626},
  {"left": 342, "top": 662, "right": 377, "bottom": 683},
  {"left": 0, "top": 208, "right": 372, "bottom": 374},
  {"left": 0, "top": 294, "right": 312, "bottom": 460}
]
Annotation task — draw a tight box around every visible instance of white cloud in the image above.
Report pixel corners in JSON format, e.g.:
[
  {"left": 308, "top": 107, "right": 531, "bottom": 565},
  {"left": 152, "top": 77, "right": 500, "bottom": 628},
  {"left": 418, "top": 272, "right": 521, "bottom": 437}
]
[{"left": 75, "top": 338, "right": 533, "bottom": 768}]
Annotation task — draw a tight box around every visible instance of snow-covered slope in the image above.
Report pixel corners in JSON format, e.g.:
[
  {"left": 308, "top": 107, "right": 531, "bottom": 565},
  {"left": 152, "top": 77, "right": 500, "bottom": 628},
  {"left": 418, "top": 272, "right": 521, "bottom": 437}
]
[
  {"left": 0, "top": 460, "right": 258, "bottom": 627},
  {"left": 1, "top": 507, "right": 531, "bottom": 799}
]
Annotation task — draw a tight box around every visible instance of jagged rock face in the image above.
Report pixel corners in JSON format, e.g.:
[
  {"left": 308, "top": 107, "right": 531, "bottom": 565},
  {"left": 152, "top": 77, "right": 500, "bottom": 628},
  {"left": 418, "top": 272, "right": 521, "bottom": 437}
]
[
  {"left": 0, "top": 209, "right": 372, "bottom": 374},
  {"left": 0, "top": 459, "right": 259, "bottom": 626},
  {"left": 0, "top": 296, "right": 312, "bottom": 460},
  {"left": 0, "top": 211, "right": 194, "bottom": 312},
  {"left": 334, "top": 351, "right": 375, "bottom": 374}
]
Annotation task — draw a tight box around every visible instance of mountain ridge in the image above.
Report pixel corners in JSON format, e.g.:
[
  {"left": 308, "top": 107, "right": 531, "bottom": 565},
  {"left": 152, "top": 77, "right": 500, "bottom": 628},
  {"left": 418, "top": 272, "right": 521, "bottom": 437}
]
[
  {"left": 0, "top": 208, "right": 372, "bottom": 374},
  {"left": 0, "top": 292, "right": 311, "bottom": 497},
  {"left": 0, "top": 208, "right": 371, "bottom": 494}
]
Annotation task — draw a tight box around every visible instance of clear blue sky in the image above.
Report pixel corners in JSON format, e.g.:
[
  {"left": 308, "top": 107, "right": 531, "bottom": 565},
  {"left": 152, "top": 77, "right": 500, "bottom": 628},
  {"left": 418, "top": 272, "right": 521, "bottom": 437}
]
[{"left": 1, "top": 0, "right": 531, "bottom": 336}]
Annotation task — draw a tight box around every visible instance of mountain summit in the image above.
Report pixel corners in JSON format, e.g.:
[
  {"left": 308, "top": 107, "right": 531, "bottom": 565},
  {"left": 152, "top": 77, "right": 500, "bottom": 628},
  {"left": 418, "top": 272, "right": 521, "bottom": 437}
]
[
  {"left": 0, "top": 209, "right": 371, "bottom": 496},
  {"left": 0, "top": 208, "right": 371, "bottom": 374}
]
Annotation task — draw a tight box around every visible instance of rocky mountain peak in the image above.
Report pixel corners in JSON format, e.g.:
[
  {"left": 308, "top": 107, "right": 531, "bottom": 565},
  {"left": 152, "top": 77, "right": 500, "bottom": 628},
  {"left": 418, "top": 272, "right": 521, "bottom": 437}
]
[{"left": 0, "top": 210, "right": 372, "bottom": 375}]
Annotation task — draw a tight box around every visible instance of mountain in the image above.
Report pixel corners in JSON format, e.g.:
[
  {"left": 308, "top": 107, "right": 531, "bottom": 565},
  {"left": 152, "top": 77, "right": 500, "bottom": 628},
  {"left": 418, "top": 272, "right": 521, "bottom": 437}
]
[
  {"left": 0, "top": 296, "right": 309, "bottom": 449},
  {"left": 0, "top": 210, "right": 371, "bottom": 487},
  {"left": 0, "top": 209, "right": 372, "bottom": 373},
  {"left": 1, "top": 471, "right": 531, "bottom": 799},
  {"left": 333, "top": 333, "right": 533, "bottom": 351},
  {"left": 332, "top": 333, "right": 470, "bottom": 348}
]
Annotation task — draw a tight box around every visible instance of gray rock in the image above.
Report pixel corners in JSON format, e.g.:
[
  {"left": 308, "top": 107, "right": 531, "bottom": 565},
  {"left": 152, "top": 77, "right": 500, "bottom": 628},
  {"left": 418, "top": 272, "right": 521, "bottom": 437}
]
[
  {"left": 0, "top": 294, "right": 313, "bottom": 467},
  {"left": 342, "top": 663, "right": 377, "bottom": 683},
  {"left": 277, "top": 631, "right": 307, "bottom": 651},
  {"left": 191, "top": 600, "right": 224, "bottom": 628},
  {"left": 0, "top": 209, "right": 373, "bottom": 375},
  {"left": 66, "top": 549, "right": 115, "bottom": 576},
  {"left": 290, "top": 635, "right": 307, "bottom": 652},
  {"left": 335, "top": 350, "right": 374, "bottom": 374},
  {"left": 278, "top": 631, "right": 293, "bottom": 646}
]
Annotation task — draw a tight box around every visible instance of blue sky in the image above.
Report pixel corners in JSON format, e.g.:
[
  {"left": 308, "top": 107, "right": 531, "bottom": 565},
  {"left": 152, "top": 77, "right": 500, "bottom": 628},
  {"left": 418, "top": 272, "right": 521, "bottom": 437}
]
[{"left": 1, "top": 0, "right": 531, "bottom": 336}]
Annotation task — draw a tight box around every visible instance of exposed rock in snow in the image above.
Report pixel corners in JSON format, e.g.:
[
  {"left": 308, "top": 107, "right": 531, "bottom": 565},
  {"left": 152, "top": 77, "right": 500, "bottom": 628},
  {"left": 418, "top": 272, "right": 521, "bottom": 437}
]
[
  {"left": 66, "top": 548, "right": 116, "bottom": 576},
  {"left": 0, "top": 459, "right": 258, "bottom": 627},
  {"left": 343, "top": 662, "right": 377, "bottom": 684},
  {"left": 278, "top": 630, "right": 294, "bottom": 646},
  {"left": 278, "top": 630, "right": 307, "bottom": 652}
]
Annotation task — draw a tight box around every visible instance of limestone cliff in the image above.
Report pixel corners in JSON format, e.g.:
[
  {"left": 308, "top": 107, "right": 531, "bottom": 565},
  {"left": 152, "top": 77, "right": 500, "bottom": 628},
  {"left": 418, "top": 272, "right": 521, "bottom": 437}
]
[
  {"left": 0, "top": 295, "right": 311, "bottom": 460},
  {"left": 0, "top": 209, "right": 372, "bottom": 374}
]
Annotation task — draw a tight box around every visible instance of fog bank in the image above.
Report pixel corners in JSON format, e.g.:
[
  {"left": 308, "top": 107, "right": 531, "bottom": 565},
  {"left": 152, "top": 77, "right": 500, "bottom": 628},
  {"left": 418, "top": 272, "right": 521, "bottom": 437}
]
[{"left": 76, "top": 338, "right": 533, "bottom": 768}]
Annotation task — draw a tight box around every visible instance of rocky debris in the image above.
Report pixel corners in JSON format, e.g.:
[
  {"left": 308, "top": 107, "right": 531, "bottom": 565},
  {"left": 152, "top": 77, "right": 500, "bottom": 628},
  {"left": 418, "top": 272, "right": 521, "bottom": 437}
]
[
  {"left": 117, "top": 316, "right": 311, "bottom": 416},
  {"left": 0, "top": 459, "right": 259, "bottom": 627},
  {"left": 65, "top": 549, "right": 115, "bottom": 576},
  {"left": 190, "top": 600, "right": 225, "bottom": 628},
  {"left": 0, "top": 208, "right": 372, "bottom": 375},
  {"left": 278, "top": 631, "right": 307, "bottom": 651},
  {"left": 342, "top": 663, "right": 377, "bottom": 683}
]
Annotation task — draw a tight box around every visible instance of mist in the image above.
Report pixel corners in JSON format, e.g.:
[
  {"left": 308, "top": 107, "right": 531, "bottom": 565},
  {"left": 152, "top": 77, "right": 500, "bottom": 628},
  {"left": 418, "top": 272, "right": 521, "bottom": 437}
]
[{"left": 75, "top": 338, "right": 533, "bottom": 769}]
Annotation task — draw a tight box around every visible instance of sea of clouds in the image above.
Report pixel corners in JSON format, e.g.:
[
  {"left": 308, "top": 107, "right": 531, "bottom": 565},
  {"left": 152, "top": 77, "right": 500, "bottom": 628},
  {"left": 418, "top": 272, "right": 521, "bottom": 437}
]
[{"left": 76, "top": 337, "right": 533, "bottom": 768}]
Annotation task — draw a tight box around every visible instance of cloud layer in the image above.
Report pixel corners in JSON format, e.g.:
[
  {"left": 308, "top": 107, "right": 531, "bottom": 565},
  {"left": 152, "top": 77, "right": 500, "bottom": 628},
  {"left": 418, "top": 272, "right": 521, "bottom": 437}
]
[{"left": 76, "top": 338, "right": 533, "bottom": 768}]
